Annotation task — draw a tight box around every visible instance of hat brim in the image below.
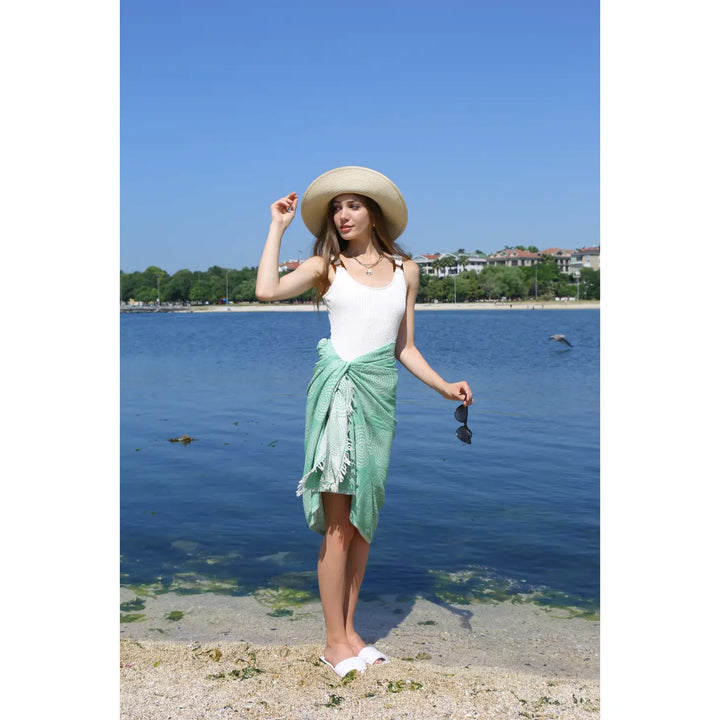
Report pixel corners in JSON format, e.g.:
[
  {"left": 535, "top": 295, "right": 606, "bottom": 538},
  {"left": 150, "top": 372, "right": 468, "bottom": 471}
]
[{"left": 301, "top": 166, "right": 408, "bottom": 241}]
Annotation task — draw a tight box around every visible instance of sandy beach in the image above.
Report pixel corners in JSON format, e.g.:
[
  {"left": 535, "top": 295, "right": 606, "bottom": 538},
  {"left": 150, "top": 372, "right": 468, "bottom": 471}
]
[
  {"left": 139, "top": 301, "right": 599, "bottom": 314},
  {"left": 120, "top": 589, "right": 599, "bottom": 719}
]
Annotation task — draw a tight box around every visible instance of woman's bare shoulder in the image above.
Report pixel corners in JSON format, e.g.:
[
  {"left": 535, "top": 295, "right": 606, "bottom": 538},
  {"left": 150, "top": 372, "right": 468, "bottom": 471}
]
[
  {"left": 403, "top": 259, "right": 420, "bottom": 279},
  {"left": 298, "top": 254, "right": 325, "bottom": 273}
]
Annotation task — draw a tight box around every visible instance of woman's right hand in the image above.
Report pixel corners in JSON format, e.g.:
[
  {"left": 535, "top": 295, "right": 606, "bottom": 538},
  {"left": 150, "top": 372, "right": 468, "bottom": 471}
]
[{"left": 270, "top": 192, "right": 298, "bottom": 229}]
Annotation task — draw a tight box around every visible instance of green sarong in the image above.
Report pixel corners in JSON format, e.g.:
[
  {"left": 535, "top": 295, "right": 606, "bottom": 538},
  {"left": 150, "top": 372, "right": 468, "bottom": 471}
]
[{"left": 296, "top": 338, "right": 398, "bottom": 543}]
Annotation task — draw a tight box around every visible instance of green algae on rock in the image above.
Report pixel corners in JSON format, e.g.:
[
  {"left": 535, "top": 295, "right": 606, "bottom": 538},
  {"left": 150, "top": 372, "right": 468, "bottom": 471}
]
[
  {"left": 428, "top": 566, "right": 599, "bottom": 617},
  {"left": 120, "top": 597, "right": 146, "bottom": 613},
  {"left": 120, "top": 613, "right": 146, "bottom": 623}
]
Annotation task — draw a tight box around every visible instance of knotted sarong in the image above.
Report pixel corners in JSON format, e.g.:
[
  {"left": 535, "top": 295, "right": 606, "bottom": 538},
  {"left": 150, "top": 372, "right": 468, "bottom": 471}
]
[{"left": 296, "top": 338, "right": 398, "bottom": 543}]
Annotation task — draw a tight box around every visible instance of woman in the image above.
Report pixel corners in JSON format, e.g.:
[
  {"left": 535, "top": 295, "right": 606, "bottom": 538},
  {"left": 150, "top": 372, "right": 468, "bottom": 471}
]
[{"left": 256, "top": 166, "right": 473, "bottom": 678}]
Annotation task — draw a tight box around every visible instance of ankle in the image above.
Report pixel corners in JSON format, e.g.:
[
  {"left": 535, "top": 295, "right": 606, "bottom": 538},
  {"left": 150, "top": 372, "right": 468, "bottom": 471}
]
[
  {"left": 346, "top": 630, "right": 365, "bottom": 653},
  {"left": 325, "top": 633, "right": 350, "bottom": 648}
]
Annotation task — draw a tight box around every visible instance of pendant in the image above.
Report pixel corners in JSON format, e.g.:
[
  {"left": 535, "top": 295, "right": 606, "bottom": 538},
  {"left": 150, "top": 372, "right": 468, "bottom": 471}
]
[{"left": 366, "top": 269, "right": 373, "bottom": 275}]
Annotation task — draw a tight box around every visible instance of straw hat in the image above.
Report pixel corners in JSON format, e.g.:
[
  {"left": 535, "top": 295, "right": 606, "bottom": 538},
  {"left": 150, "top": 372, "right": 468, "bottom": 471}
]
[{"left": 300, "top": 166, "right": 408, "bottom": 240}]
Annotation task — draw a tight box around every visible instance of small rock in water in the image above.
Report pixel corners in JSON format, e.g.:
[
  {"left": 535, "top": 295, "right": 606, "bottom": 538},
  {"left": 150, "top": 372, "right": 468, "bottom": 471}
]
[{"left": 169, "top": 434, "right": 194, "bottom": 444}]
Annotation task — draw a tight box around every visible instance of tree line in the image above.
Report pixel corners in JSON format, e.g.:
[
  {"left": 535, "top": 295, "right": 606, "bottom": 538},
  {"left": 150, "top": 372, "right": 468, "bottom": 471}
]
[{"left": 121, "top": 259, "right": 599, "bottom": 305}]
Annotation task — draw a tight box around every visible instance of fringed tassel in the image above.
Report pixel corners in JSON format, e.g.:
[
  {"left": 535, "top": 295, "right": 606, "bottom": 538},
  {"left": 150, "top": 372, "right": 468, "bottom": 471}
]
[
  {"left": 296, "top": 457, "right": 324, "bottom": 497},
  {"left": 338, "top": 379, "right": 356, "bottom": 482},
  {"left": 296, "top": 378, "right": 356, "bottom": 497},
  {"left": 339, "top": 434, "right": 353, "bottom": 478}
]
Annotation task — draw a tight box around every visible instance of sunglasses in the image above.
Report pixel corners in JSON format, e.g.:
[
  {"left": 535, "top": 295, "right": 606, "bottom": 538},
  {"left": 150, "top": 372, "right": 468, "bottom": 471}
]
[{"left": 454, "top": 404, "right": 472, "bottom": 444}]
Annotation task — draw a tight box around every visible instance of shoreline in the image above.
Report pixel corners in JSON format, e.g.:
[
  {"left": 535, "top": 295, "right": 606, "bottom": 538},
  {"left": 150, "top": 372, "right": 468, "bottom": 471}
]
[
  {"left": 120, "top": 590, "right": 599, "bottom": 718},
  {"left": 121, "top": 300, "right": 600, "bottom": 314}
]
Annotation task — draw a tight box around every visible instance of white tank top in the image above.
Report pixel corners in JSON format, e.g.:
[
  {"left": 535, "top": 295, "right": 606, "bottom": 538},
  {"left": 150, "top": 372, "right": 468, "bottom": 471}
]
[{"left": 323, "top": 256, "right": 407, "bottom": 362}]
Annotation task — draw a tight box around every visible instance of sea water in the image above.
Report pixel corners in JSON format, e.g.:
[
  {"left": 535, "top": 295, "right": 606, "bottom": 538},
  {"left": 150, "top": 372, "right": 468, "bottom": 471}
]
[{"left": 121, "top": 308, "right": 599, "bottom": 609}]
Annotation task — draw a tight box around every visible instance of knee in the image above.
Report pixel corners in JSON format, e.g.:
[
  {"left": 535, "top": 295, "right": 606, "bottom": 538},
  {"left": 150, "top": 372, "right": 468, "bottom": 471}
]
[{"left": 324, "top": 518, "right": 357, "bottom": 551}]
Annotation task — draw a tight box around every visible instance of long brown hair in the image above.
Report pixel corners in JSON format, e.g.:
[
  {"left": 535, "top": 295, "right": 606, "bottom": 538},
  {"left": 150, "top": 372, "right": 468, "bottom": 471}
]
[{"left": 311, "top": 194, "right": 411, "bottom": 303}]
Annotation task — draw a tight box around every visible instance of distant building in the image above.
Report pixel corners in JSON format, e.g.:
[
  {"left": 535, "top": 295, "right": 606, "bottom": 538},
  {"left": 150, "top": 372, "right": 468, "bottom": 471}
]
[
  {"left": 279, "top": 260, "right": 300, "bottom": 273},
  {"left": 465, "top": 255, "right": 487, "bottom": 273},
  {"left": 540, "top": 248, "right": 574, "bottom": 274},
  {"left": 412, "top": 253, "right": 486, "bottom": 276},
  {"left": 570, "top": 246, "right": 600, "bottom": 273},
  {"left": 413, "top": 254, "right": 443, "bottom": 276},
  {"left": 486, "top": 247, "right": 599, "bottom": 276},
  {"left": 486, "top": 248, "right": 543, "bottom": 268}
]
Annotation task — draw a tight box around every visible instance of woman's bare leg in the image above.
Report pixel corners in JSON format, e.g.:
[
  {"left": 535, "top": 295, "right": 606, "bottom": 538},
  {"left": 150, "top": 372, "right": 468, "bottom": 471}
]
[
  {"left": 317, "top": 493, "right": 356, "bottom": 667},
  {"left": 344, "top": 533, "right": 374, "bottom": 656}
]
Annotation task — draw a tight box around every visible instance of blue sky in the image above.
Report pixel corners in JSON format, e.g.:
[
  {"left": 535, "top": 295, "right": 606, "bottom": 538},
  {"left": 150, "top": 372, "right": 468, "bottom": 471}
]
[{"left": 121, "top": 0, "right": 599, "bottom": 273}]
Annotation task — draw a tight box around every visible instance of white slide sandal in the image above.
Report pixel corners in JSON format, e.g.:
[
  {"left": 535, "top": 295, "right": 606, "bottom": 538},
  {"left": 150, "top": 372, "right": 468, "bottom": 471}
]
[
  {"left": 358, "top": 646, "right": 389, "bottom": 666},
  {"left": 319, "top": 655, "right": 367, "bottom": 678}
]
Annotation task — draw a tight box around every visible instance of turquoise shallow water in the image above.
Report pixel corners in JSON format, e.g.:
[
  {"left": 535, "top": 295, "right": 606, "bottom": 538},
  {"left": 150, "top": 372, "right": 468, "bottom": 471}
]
[{"left": 121, "top": 309, "right": 599, "bottom": 608}]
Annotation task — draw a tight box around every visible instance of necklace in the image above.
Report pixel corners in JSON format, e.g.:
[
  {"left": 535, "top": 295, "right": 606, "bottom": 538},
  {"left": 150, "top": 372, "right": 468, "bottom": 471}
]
[{"left": 350, "top": 254, "right": 385, "bottom": 275}]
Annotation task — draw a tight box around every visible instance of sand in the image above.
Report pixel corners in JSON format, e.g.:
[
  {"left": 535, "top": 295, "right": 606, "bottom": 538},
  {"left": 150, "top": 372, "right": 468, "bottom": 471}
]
[
  {"left": 166, "top": 301, "right": 599, "bottom": 313},
  {"left": 120, "top": 590, "right": 599, "bottom": 719}
]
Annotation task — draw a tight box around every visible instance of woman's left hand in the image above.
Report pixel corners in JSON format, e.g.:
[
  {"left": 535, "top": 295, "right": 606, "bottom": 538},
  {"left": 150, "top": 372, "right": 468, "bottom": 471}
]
[{"left": 442, "top": 381, "right": 473, "bottom": 406}]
